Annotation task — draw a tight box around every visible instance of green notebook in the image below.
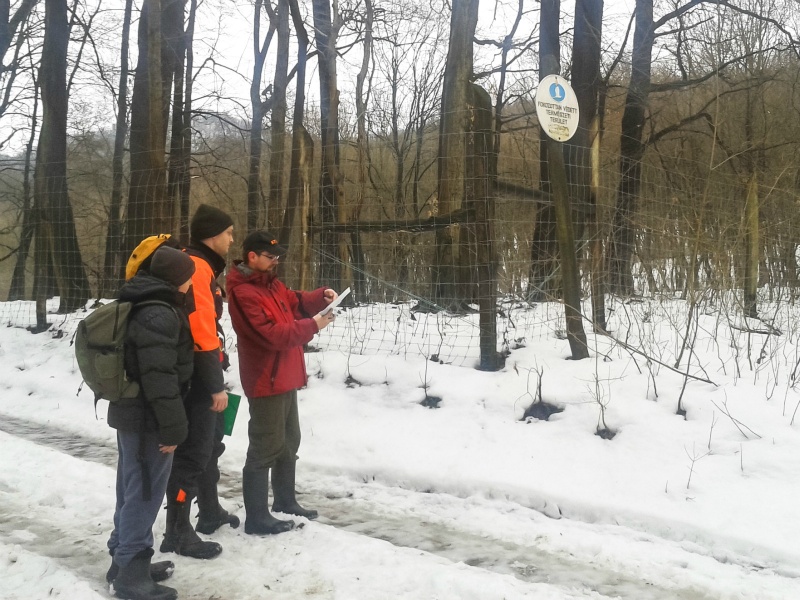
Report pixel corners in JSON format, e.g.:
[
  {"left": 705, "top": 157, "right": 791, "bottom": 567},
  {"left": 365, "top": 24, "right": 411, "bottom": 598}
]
[{"left": 223, "top": 393, "right": 241, "bottom": 436}]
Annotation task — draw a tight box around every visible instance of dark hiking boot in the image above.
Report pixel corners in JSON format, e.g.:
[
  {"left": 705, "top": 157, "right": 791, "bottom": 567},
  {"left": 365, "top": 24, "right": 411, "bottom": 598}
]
[
  {"left": 196, "top": 507, "right": 240, "bottom": 535},
  {"left": 106, "top": 556, "right": 174, "bottom": 584},
  {"left": 272, "top": 459, "right": 318, "bottom": 520},
  {"left": 160, "top": 500, "right": 222, "bottom": 559},
  {"left": 112, "top": 548, "right": 178, "bottom": 600},
  {"left": 272, "top": 502, "right": 318, "bottom": 521},
  {"left": 243, "top": 468, "right": 295, "bottom": 535},
  {"left": 196, "top": 468, "right": 240, "bottom": 535}
]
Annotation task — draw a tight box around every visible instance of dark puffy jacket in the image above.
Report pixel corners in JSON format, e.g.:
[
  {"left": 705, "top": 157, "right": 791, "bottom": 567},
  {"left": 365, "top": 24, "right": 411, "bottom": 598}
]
[
  {"left": 107, "top": 273, "right": 193, "bottom": 446},
  {"left": 226, "top": 262, "right": 327, "bottom": 398}
]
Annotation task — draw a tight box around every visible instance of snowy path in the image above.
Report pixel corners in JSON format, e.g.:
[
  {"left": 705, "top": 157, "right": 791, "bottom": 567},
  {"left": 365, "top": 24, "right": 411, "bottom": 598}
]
[{"left": 1, "top": 413, "right": 797, "bottom": 599}]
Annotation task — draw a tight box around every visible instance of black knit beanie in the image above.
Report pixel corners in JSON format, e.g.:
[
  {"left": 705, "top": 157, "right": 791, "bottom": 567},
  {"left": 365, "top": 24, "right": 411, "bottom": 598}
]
[
  {"left": 150, "top": 246, "right": 196, "bottom": 288},
  {"left": 190, "top": 204, "right": 234, "bottom": 241}
]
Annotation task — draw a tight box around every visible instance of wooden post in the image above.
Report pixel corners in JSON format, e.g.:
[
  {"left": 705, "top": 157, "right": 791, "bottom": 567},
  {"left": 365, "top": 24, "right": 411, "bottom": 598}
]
[
  {"left": 547, "top": 137, "right": 589, "bottom": 359},
  {"left": 468, "top": 84, "right": 503, "bottom": 371}
]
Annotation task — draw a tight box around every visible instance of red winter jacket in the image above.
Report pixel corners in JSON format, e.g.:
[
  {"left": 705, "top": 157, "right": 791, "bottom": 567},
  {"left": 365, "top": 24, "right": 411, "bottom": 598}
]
[{"left": 226, "top": 262, "right": 328, "bottom": 398}]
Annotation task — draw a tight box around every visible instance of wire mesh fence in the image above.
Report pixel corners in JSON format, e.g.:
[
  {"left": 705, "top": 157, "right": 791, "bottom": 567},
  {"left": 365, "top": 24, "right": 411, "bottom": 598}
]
[{"left": 1, "top": 126, "right": 797, "bottom": 367}]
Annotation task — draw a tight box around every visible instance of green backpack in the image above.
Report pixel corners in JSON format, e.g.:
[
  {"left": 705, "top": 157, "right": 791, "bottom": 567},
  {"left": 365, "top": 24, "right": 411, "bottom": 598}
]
[{"left": 75, "top": 299, "right": 171, "bottom": 403}]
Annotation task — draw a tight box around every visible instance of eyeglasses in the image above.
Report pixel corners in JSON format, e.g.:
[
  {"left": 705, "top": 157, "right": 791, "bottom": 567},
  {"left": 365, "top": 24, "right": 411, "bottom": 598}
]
[{"left": 259, "top": 252, "right": 280, "bottom": 261}]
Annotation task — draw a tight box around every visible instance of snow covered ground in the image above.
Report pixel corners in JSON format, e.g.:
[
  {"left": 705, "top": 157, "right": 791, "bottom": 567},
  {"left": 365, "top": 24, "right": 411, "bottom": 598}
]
[{"left": 1, "top": 296, "right": 800, "bottom": 599}]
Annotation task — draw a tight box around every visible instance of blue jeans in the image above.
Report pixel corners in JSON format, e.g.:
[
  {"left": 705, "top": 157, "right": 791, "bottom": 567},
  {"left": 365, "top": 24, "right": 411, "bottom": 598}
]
[{"left": 107, "top": 429, "right": 173, "bottom": 567}]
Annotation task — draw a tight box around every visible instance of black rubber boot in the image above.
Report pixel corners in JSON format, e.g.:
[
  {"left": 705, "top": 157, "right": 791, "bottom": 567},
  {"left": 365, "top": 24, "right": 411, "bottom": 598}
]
[
  {"left": 160, "top": 499, "right": 222, "bottom": 559},
  {"left": 112, "top": 548, "right": 177, "bottom": 600},
  {"left": 106, "top": 550, "right": 174, "bottom": 584},
  {"left": 196, "top": 478, "right": 240, "bottom": 535},
  {"left": 243, "top": 468, "right": 295, "bottom": 535},
  {"left": 272, "top": 459, "right": 318, "bottom": 520}
]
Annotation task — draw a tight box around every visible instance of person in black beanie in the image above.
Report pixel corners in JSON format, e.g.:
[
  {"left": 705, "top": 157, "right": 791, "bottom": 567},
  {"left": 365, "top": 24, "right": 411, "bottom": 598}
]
[{"left": 161, "top": 204, "right": 238, "bottom": 560}]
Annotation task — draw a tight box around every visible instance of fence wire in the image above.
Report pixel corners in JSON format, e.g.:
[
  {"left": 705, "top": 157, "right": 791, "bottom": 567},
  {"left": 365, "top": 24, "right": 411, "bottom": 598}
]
[{"left": 1, "top": 130, "right": 797, "bottom": 366}]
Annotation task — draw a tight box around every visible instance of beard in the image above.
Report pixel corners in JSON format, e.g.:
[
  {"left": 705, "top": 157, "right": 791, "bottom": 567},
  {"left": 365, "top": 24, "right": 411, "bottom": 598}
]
[{"left": 257, "top": 263, "right": 278, "bottom": 276}]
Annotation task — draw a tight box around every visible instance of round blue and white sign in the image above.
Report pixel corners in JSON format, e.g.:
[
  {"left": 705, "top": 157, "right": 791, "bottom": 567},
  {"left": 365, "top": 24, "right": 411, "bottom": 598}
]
[
  {"left": 535, "top": 74, "right": 579, "bottom": 142},
  {"left": 549, "top": 82, "right": 566, "bottom": 102}
]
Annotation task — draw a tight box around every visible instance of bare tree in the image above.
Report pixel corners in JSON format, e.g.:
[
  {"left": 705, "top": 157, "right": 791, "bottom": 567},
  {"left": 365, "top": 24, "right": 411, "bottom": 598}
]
[
  {"left": 98, "top": 0, "right": 132, "bottom": 297},
  {"left": 473, "top": 0, "right": 537, "bottom": 183},
  {"left": 125, "top": 0, "right": 173, "bottom": 254},
  {"left": 528, "top": 0, "right": 560, "bottom": 301},
  {"left": 539, "top": 0, "right": 588, "bottom": 358},
  {"left": 33, "top": 0, "right": 89, "bottom": 318},
  {"left": 246, "top": 0, "right": 277, "bottom": 231},
  {"left": 351, "top": 0, "right": 372, "bottom": 300},
  {"left": 569, "top": 0, "right": 604, "bottom": 329},
  {"left": 267, "top": 0, "right": 290, "bottom": 230},
  {"left": 164, "top": 0, "right": 191, "bottom": 239},
  {"left": 178, "top": 0, "right": 196, "bottom": 242},
  {"left": 0, "top": 0, "right": 37, "bottom": 58},
  {"left": 0, "top": 0, "right": 38, "bottom": 122},
  {"left": 7, "top": 62, "right": 37, "bottom": 301},
  {"left": 312, "top": 0, "right": 344, "bottom": 291},
  {"left": 434, "top": 0, "right": 479, "bottom": 310},
  {"left": 279, "top": 0, "right": 316, "bottom": 291},
  {"left": 607, "top": 0, "right": 654, "bottom": 296},
  {"left": 4, "top": 1, "right": 40, "bottom": 300}
]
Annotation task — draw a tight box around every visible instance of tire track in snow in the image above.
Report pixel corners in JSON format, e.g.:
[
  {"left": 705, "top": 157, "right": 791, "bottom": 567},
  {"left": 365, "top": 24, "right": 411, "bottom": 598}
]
[
  {"left": 0, "top": 503, "right": 111, "bottom": 598},
  {"left": 0, "top": 414, "right": 790, "bottom": 599}
]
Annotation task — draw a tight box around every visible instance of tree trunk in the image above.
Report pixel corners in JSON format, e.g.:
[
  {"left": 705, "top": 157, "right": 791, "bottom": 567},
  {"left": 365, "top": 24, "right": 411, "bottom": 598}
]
[
  {"left": 99, "top": 0, "right": 133, "bottom": 297},
  {"left": 569, "top": 0, "right": 602, "bottom": 216},
  {"left": 0, "top": 0, "right": 37, "bottom": 60},
  {"left": 570, "top": 0, "right": 605, "bottom": 330},
  {"left": 539, "top": 0, "right": 588, "bottom": 359},
  {"left": 434, "top": 0, "right": 478, "bottom": 310},
  {"left": 312, "top": 0, "right": 344, "bottom": 291},
  {"left": 0, "top": 0, "right": 38, "bottom": 122},
  {"left": 412, "top": 116, "right": 425, "bottom": 218},
  {"left": 267, "top": 0, "right": 289, "bottom": 230},
  {"left": 178, "top": 0, "right": 196, "bottom": 243},
  {"left": 126, "top": 0, "right": 169, "bottom": 255},
  {"left": 351, "top": 0, "right": 372, "bottom": 302},
  {"left": 390, "top": 44, "right": 409, "bottom": 293},
  {"left": 297, "top": 126, "right": 314, "bottom": 291},
  {"left": 608, "top": 0, "right": 653, "bottom": 296},
  {"left": 247, "top": 0, "right": 276, "bottom": 232},
  {"left": 743, "top": 174, "right": 759, "bottom": 318},
  {"left": 166, "top": 0, "right": 187, "bottom": 235},
  {"left": 528, "top": 0, "right": 560, "bottom": 302},
  {"left": 8, "top": 73, "right": 38, "bottom": 301},
  {"left": 33, "top": 0, "right": 90, "bottom": 315},
  {"left": 280, "top": 0, "right": 308, "bottom": 252}
]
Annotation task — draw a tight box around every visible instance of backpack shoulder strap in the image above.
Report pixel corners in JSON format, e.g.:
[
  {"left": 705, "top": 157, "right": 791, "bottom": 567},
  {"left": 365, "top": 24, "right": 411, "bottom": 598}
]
[
  {"left": 134, "top": 299, "right": 174, "bottom": 310},
  {"left": 128, "top": 299, "right": 180, "bottom": 328}
]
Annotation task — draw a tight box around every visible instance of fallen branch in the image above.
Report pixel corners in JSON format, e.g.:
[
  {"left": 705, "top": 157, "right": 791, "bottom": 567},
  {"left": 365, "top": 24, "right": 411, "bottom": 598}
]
[
  {"left": 710, "top": 397, "right": 761, "bottom": 440},
  {"left": 608, "top": 333, "right": 718, "bottom": 387}
]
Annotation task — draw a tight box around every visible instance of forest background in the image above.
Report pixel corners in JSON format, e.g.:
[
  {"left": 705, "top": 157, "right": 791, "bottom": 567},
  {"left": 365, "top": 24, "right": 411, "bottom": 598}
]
[{"left": 1, "top": 0, "right": 799, "bottom": 368}]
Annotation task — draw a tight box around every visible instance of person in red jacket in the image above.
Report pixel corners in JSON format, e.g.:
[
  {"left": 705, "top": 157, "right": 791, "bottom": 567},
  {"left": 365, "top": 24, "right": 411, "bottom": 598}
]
[{"left": 227, "top": 230, "right": 337, "bottom": 535}]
